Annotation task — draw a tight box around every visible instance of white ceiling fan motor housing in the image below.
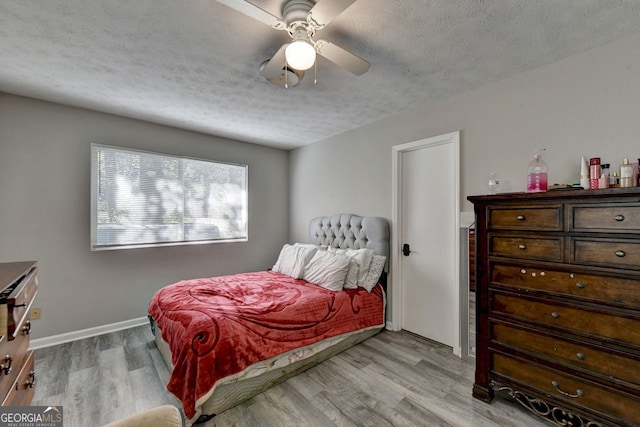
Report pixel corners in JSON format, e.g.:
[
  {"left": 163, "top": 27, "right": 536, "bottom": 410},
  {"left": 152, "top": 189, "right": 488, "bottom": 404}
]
[{"left": 282, "top": 0, "right": 314, "bottom": 27}]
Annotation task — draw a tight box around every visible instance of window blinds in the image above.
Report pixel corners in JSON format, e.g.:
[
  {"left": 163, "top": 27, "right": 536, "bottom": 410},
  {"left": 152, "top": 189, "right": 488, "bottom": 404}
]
[{"left": 91, "top": 144, "right": 247, "bottom": 250}]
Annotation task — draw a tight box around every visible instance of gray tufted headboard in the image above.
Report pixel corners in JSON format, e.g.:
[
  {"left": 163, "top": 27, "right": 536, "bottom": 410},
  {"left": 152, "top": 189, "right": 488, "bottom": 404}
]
[{"left": 308, "top": 214, "right": 390, "bottom": 272}]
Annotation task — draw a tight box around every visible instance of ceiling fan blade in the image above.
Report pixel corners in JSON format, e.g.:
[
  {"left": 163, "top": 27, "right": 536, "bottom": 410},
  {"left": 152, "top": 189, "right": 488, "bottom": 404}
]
[
  {"left": 217, "top": 0, "right": 286, "bottom": 29},
  {"left": 259, "top": 44, "right": 289, "bottom": 78},
  {"left": 308, "top": 0, "right": 357, "bottom": 27},
  {"left": 315, "top": 40, "right": 370, "bottom": 76}
]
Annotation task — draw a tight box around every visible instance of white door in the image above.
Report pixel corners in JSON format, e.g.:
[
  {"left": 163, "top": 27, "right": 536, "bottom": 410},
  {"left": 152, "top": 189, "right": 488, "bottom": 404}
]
[{"left": 397, "top": 134, "right": 459, "bottom": 349}]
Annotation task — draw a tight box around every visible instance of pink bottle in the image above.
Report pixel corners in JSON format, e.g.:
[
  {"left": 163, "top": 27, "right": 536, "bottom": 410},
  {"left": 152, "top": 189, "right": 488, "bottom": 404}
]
[
  {"left": 527, "top": 149, "right": 548, "bottom": 193},
  {"left": 589, "top": 158, "right": 601, "bottom": 190}
]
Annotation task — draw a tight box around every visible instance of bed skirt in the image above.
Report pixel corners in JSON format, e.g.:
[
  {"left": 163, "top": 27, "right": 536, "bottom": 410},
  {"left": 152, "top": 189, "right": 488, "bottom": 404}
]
[{"left": 153, "top": 323, "right": 382, "bottom": 423}]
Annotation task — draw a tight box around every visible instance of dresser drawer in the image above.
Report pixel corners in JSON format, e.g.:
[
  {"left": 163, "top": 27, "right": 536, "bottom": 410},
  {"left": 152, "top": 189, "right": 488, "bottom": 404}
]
[
  {"left": 492, "top": 293, "right": 640, "bottom": 346},
  {"left": 492, "top": 323, "right": 640, "bottom": 386},
  {"left": 490, "top": 235, "right": 563, "bottom": 261},
  {"left": 1, "top": 350, "right": 35, "bottom": 406},
  {"left": 488, "top": 206, "right": 563, "bottom": 231},
  {"left": 569, "top": 203, "right": 640, "bottom": 233},
  {"left": 0, "top": 318, "right": 30, "bottom": 400},
  {"left": 571, "top": 238, "right": 640, "bottom": 271},
  {"left": 491, "top": 264, "right": 640, "bottom": 309},
  {"left": 492, "top": 353, "right": 640, "bottom": 425},
  {"left": 5, "top": 267, "right": 37, "bottom": 339}
]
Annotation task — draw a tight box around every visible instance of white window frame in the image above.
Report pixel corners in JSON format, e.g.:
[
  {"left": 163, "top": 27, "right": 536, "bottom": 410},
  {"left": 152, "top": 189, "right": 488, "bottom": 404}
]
[{"left": 90, "top": 144, "right": 248, "bottom": 251}]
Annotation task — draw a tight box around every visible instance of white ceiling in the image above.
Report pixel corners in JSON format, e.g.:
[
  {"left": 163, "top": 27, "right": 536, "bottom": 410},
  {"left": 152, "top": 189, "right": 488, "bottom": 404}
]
[{"left": 1, "top": 1, "right": 640, "bottom": 150}]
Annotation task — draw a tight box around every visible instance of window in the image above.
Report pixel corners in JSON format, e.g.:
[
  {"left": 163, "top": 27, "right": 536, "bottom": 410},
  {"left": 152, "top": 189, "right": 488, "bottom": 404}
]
[{"left": 91, "top": 144, "right": 248, "bottom": 250}]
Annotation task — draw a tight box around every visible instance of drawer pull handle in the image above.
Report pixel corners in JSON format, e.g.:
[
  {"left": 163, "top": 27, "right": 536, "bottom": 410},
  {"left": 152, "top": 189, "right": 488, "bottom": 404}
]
[
  {"left": 576, "top": 282, "right": 585, "bottom": 289},
  {"left": 576, "top": 352, "right": 585, "bottom": 360},
  {"left": 551, "top": 312, "right": 560, "bottom": 319},
  {"left": 518, "top": 244, "right": 526, "bottom": 250},
  {"left": 517, "top": 215, "right": 525, "bottom": 221},
  {"left": 615, "top": 250, "right": 626, "bottom": 257},
  {"left": 551, "top": 381, "right": 584, "bottom": 398},
  {"left": 614, "top": 214, "right": 625, "bottom": 222},
  {"left": 24, "top": 371, "right": 36, "bottom": 389},
  {"left": 22, "top": 320, "right": 31, "bottom": 335},
  {"left": 0, "top": 355, "right": 13, "bottom": 376}
]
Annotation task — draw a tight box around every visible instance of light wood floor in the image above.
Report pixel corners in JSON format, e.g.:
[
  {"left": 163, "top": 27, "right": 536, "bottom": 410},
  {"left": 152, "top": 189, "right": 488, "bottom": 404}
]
[{"left": 32, "top": 325, "right": 549, "bottom": 427}]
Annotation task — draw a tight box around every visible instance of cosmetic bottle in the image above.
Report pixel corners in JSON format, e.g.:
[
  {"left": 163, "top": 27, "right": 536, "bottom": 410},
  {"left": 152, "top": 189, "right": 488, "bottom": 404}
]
[
  {"left": 611, "top": 172, "right": 620, "bottom": 188},
  {"left": 598, "top": 174, "right": 609, "bottom": 189},
  {"left": 589, "top": 158, "right": 601, "bottom": 190},
  {"left": 527, "top": 149, "right": 548, "bottom": 193},
  {"left": 579, "top": 156, "right": 589, "bottom": 189},
  {"left": 601, "top": 163, "right": 610, "bottom": 181},
  {"left": 620, "top": 158, "right": 633, "bottom": 188}
]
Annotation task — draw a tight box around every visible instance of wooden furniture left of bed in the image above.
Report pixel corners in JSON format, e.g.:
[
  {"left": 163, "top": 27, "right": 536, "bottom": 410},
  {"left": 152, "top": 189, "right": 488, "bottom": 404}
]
[
  {"left": 149, "top": 214, "right": 389, "bottom": 425},
  {"left": 0, "top": 261, "right": 39, "bottom": 406}
]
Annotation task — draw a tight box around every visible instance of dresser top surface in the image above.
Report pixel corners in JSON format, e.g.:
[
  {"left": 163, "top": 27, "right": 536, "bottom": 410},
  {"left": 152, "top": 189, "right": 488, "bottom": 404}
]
[
  {"left": 0, "top": 262, "right": 37, "bottom": 289},
  {"left": 468, "top": 188, "right": 640, "bottom": 204}
]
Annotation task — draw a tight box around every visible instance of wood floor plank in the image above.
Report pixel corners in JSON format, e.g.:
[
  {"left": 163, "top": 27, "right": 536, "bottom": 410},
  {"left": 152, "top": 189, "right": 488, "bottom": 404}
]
[
  {"left": 272, "top": 380, "right": 338, "bottom": 427},
  {"left": 65, "top": 366, "right": 103, "bottom": 427},
  {"left": 394, "top": 396, "right": 456, "bottom": 427},
  {"left": 69, "top": 336, "right": 100, "bottom": 371},
  {"left": 32, "top": 341, "right": 73, "bottom": 397},
  {"left": 283, "top": 369, "right": 326, "bottom": 401},
  {"left": 33, "top": 326, "right": 551, "bottom": 427}
]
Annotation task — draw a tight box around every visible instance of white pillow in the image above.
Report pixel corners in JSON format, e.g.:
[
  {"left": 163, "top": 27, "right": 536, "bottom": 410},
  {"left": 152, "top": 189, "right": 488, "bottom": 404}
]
[
  {"left": 302, "top": 251, "right": 350, "bottom": 291},
  {"left": 272, "top": 244, "right": 317, "bottom": 279},
  {"left": 323, "top": 249, "right": 356, "bottom": 289},
  {"left": 328, "top": 247, "right": 374, "bottom": 286},
  {"left": 360, "top": 255, "right": 386, "bottom": 292},
  {"left": 341, "top": 258, "right": 359, "bottom": 289},
  {"left": 293, "top": 243, "right": 328, "bottom": 251}
]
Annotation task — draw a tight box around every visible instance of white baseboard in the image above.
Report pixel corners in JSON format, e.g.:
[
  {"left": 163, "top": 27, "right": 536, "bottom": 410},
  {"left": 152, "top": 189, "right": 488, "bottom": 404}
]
[
  {"left": 29, "top": 316, "right": 149, "bottom": 350},
  {"left": 385, "top": 320, "right": 397, "bottom": 331},
  {"left": 32, "top": 317, "right": 396, "bottom": 349}
]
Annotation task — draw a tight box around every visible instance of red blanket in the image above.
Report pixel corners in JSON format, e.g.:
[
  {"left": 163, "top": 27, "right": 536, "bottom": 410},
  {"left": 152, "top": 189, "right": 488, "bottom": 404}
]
[{"left": 148, "top": 270, "right": 384, "bottom": 419}]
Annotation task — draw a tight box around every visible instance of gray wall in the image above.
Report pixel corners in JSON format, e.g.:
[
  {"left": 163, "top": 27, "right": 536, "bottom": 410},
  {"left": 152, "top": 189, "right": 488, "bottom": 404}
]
[
  {"left": 289, "top": 33, "right": 640, "bottom": 321},
  {"left": 0, "top": 94, "right": 289, "bottom": 339},
  {"left": 289, "top": 33, "right": 640, "bottom": 242}
]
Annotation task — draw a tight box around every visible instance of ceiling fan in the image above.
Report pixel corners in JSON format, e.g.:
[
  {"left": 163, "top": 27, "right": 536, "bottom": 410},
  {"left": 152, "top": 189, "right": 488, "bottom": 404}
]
[{"left": 218, "top": 0, "right": 370, "bottom": 81}]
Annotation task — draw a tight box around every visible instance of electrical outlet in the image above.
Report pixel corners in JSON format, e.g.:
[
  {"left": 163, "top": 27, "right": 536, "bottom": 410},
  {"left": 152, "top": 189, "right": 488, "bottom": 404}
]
[{"left": 30, "top": 307, "right": 42, "bottom": 320}]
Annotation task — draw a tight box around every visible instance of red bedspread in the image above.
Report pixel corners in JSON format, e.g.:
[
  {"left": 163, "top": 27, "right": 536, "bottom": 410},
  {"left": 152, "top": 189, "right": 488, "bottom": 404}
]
[{"left": 148, "top": 270, "right": 385, "bottom": 419}]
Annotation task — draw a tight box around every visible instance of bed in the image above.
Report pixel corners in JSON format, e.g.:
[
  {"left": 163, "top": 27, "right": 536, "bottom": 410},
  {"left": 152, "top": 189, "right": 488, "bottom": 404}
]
[{"left": 148, "top": 214, "right": 390, "bottom": 425}]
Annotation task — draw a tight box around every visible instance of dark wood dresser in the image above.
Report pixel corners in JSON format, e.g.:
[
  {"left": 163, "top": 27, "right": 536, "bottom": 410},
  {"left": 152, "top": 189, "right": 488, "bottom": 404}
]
[
  {"left": 0, "top": 261, "right": 38, "bottom": 406},
  {"left": 468, "top": 189, "right": 640, "bottom": 427}
]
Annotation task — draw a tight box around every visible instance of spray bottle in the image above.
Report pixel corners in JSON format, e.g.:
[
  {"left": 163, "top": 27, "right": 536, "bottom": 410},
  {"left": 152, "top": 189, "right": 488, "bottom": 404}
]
[{"left": 527, "top": 149, "right": 548, "bottom": 193}]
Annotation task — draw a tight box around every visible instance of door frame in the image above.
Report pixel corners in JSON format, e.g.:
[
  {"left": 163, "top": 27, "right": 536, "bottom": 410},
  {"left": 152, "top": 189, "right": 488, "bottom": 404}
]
[{"left": 390, "top": 131, "right": 461, "bottom": 356}]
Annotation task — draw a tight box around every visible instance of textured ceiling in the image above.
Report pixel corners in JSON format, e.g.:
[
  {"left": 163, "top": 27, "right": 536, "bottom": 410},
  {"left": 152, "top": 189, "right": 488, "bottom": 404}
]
[{"left": 1, "top": 1, "right": 640, "bottom": 150}]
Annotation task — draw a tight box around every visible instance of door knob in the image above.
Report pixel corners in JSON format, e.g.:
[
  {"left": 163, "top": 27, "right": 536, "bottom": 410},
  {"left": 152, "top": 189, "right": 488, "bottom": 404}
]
[{"left": 402, "top": 243, "right": 411, "bottom": 256}]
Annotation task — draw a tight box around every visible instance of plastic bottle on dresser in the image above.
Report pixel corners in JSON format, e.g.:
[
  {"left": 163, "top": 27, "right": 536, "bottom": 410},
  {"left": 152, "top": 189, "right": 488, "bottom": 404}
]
[
  {"left": 611, "top": 172, "right": 620, "bottom": 188},
  {"left": 580, "top": 156, "right": 589, "bottom": 189},
  {"left": 488, "top": 173, "right": 500, "bottom": 195},
  {"left": 527, "top": 149, "right": 548, "bottom": 193},
  {"left": 599, "top": 163, "right": 610, "bottom": 189},
  {"left": 589, "top": 158, "right": 601, "bottom": 190},
  {"left": 620, "top": 158, "right": 633, "bottom": 188}
]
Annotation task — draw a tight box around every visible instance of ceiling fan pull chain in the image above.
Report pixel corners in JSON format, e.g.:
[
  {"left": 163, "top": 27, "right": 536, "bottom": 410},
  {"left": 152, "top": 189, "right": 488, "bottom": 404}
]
[
  {"left": 284, "top": 55, "right": 289, "bottom": 88},
  {"left": 314, "top": 60, "right": 317, "bottom": 85}
]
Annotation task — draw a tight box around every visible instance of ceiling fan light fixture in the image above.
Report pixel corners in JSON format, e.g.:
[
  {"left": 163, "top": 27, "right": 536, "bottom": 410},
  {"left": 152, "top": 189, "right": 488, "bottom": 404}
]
[{"left": 285, "top": 40, "right": 316, "bottom": 70}]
